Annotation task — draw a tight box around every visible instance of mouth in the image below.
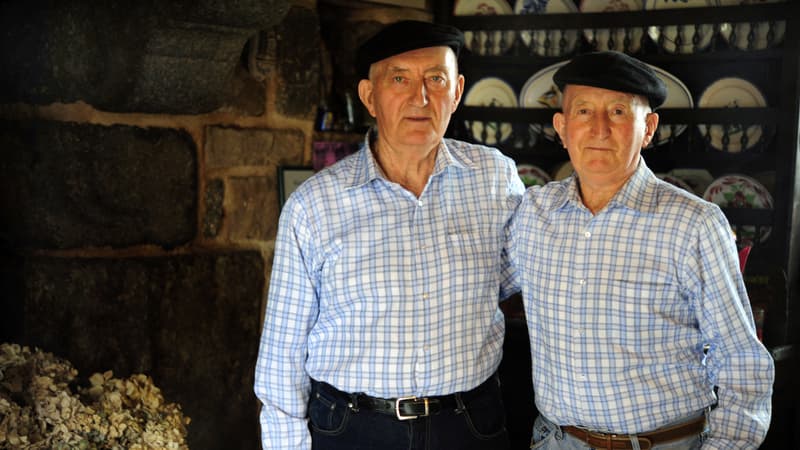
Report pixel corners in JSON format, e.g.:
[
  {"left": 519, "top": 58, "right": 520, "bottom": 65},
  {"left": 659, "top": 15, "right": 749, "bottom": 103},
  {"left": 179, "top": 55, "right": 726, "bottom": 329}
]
[{"left": 405, "top": 116, "right": 430, "bottom": 122}]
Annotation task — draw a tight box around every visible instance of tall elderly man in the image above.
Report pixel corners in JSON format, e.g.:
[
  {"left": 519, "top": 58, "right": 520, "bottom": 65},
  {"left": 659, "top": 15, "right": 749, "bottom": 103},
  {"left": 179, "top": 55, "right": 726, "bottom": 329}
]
[{"left": 254, "top": 20, "right": 524, "bottom": 450}]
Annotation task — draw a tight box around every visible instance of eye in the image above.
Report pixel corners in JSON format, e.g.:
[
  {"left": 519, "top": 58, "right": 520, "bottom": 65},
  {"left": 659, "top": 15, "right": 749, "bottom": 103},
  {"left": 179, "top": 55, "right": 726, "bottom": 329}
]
[{"left": 392, "top": 76, "right": 405, "bottom": 83}]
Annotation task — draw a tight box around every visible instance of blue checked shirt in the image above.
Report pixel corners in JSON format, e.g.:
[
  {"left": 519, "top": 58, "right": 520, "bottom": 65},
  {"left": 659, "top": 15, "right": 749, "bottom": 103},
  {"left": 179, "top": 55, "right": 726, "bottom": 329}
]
[
  {"left": 509, "top": 159, "right": 774, "bottom": 448},
  {"left": 254, "top": 136, "right": 524, "bottom": 449}
]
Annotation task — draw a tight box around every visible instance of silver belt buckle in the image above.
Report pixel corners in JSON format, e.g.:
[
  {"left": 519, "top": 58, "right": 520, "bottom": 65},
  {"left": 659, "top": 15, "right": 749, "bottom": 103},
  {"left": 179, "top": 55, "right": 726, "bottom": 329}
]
[{"left": 395, "top": 396, "right": 429, "bottom": 420}]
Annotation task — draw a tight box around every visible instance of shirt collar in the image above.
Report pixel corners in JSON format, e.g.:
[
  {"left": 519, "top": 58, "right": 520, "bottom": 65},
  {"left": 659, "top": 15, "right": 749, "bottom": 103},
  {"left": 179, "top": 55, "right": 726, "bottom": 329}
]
[
  {"left": 345, "top": 129, "right": 474, "bottom": 189},
  {"left": 554, "top": 157, "right": 658, "bottom": 214}
]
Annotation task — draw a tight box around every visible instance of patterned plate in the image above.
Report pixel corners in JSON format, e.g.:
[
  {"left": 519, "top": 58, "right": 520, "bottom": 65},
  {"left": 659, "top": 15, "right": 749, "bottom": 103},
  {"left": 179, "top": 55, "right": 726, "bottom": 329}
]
[
  {"left": 703, "top": 174, "right": 773, "bottom": 244},
  {"left": 455, "top": 0, "right": 515, "bottom": 56},
  {"left": 514, "top": 0, "right": 580, "bottom": 56},
  {"left": 648, "top": 64, "right": 693, "bottom": 147},
  {"left": 657, "top": 173, "right": 694, "bottom": 193},
  {"left": 697, "top": 77, "right": 767, "bottom": 152},
  {"left": 668, "top": 168, "right": 714, "bottom": 196},
  {"left": 579, "top": 0, "right": 645, "bottom": 53},
  {"left": 552, "top": 160, "right": 574, "bottom": 180},
  {"left": 464, "top": 77, "right": 518, "bottom": 145},
  {"left": 518, "top": 163, "right": 553, "bottom": 187},
  {"left": 718, "top": 0, "right": 786, "bottom": 50},
  {"left": 644, "top": 0, "right": 720, "bottom": 54},
  {"left": 519, "top": 60, "right": 568, "bottom": 142}
]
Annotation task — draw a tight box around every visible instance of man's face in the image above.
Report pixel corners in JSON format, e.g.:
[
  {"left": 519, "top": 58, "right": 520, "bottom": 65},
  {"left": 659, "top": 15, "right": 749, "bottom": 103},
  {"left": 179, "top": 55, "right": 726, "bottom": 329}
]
[
  {"left": 553, "top": 84, "right": 658, "bottom": 187},
  {"left": 358, "top": 46, "right": 464, "bottom": 151}
]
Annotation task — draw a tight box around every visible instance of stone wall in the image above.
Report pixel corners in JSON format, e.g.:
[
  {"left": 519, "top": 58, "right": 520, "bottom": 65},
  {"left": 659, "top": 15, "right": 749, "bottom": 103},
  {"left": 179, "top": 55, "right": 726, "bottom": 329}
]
[{"left": 0, "top": 0, "right": 315, "bottom": 448}]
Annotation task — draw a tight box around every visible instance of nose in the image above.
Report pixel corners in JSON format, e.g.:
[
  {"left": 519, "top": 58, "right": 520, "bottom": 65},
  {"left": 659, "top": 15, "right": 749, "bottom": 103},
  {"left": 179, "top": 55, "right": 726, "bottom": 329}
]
[
  {"left": 591, "top": 112, "right": 610, "bottom": 139},
  {"left": 409, "top": 79, "right": 429, "bottom": 107}
]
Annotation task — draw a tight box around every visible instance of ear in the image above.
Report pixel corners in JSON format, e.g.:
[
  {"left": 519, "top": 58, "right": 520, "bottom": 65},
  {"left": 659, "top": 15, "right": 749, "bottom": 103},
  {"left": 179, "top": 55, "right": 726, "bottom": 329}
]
[
  {"left": 553, "top": 112, "right": 567, "bottom": 148},
  {"left": 641, "top": 112, "right": 660, "bottom": 149},
  {"left": 452, "top": 74, "right": 465, "bottom": 109},
  {"left": 358, "top": 79, "right": 376, "bottom": 118}
]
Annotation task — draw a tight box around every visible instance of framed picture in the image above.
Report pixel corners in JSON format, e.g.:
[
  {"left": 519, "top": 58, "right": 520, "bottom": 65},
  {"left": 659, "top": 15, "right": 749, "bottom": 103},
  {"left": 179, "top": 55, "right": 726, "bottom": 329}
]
[{"left": 278, "top": 166, "right": 314, "bottom": 208}]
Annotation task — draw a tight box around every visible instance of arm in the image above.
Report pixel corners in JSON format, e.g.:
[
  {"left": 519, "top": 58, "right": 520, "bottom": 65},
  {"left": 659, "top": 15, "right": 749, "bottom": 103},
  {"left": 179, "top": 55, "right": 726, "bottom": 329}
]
[
  {"left": 685, "top": 207, "right": 774, "bottom": 449},
  {"left": 499, "top": 157, "right": 525, "bottom": 300},
  {"left": 254, "top": 195, "right": 319, "bottom": 450}
]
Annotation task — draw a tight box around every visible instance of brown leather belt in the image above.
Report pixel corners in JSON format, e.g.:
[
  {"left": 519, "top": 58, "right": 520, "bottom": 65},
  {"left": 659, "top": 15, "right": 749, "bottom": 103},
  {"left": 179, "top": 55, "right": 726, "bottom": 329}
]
[{"left": 562, "top": 416, "right": 706, "bottom": 450}]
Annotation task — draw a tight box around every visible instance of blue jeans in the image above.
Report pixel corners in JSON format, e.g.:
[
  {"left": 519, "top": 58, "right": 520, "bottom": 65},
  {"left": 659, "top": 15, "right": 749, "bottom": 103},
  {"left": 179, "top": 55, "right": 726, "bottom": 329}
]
[
  {"left": 530, "top": 414, "right": 706, "bottom": 450},
  {"left": 308, "top": 376, "right": 509, "bottom": 450}
]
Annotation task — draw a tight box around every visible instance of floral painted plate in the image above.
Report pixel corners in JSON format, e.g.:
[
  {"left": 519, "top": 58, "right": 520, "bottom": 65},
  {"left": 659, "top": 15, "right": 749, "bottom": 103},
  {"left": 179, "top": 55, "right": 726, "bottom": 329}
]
[
  {"left": 455, "top": 0, "right": 516, "bottom": 56},
  {"left": 464, "top": 77, "right": 518, "bottom": 145},
  {"left": 703, "top": 174, "right": 773, "bottom": 244},
  {"left": 697, "top": 77, "right": 767, "bottom": 152},
  {"left": 644, "top": 0, "right": 720, "bottom": 54},
  {"left": 519, "top": 60, "right": 568, "bottom": 142},
  {"left": 579, "top": 0, "right": 645, "bottom": 53},
  {"left": 514, "top": 0, "right": 580, "bottom": 56},
  {"left": 518, "top": 163, "right": 553, "bottom": 187}
]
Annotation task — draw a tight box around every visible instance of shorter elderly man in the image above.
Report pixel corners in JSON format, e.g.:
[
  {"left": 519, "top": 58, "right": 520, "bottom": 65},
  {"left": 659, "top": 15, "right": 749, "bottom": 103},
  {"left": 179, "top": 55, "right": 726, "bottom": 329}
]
[{"left": 509, "top": 51, "right": 774, "bottom": 449}]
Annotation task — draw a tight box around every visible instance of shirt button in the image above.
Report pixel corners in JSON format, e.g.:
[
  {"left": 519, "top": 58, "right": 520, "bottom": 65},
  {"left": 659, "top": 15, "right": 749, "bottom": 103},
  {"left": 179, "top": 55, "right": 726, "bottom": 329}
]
[
  {"left": 584, "top": 231, "right": 591, "bottom": 238},
  {"left": 579, "top": 279, "right": 586, "bottom": 285},
  {"left": 422, "top": 293, "right": 429, "bottom": 300}
]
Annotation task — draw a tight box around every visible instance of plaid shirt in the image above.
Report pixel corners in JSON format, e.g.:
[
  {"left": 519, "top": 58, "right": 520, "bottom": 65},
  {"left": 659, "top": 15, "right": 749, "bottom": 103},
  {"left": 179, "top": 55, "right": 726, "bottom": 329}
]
[
  {"left": 509, "top": 159, "right": 774, "bottom": 448},
  {"left": 254, "top": 136, "right": 524, "bottom": 449}
]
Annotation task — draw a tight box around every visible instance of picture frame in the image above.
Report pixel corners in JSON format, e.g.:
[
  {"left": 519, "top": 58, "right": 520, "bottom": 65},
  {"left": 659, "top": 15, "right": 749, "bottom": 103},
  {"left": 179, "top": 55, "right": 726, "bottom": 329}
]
[{"left": 278, "top": 166, "right": 315, "bottom": 208}]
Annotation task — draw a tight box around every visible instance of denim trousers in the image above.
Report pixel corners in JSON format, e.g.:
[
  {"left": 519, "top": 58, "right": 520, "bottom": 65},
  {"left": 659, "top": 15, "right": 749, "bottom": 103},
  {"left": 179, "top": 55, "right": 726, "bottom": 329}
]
[
  {"left": 530, "top": 414, "right": 706, "bottom": 450},
  {"left": 308, "top": 376, "right": 509, "bottom": 450}
]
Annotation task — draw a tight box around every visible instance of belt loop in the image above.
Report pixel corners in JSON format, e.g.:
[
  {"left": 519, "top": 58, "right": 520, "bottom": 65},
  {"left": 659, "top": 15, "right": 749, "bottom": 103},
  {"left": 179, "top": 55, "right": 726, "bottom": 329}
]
[
  {"left": 630, "top": 433, "right": 641, "bottom": 450},
  {"left": 454, "top": 392, "right": 466, "bottom": 414},
  {"left": 347, "top": 393, "right": 360, "bottom": 413}
]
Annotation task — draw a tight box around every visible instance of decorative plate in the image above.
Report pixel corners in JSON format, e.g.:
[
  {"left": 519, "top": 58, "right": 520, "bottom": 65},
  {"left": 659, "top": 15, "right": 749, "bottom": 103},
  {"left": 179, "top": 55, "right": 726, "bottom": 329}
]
[
  {"left": 647, "top": 64, "right": 693, "bottom": 147},
  {"left": 519, "top": 60, "right": 568, "bottom": 142},
  {"left": 696, "top": 77, "right": 767, "bottom": 152},
  {"left": 514, "top": 0, "right": 580, "bottom": 57},
  {"left": 703, "top": 174, "right": 773, "bottom": 244},
  {"left": 464, "top": 77, "right": 518, "bottom": 145},
  {"left": 668, "top": 168, "right": 714, "bottom": 196},
  {"left": 552, "top": 160, "right": 574, "bottom": 180},
  {"left": 718, "top": 0, "right": 785, "bottom": 50},
  {"left": 644, "top": 0, "right": 720, "bottom": 54},
  {"left": 656, "top": 173, "right": 694, "bottom": 192},
  {"left": 579, "top": 0, "right": 645, "bottom": 53},
  {"left": 517, "top": 163, "right": 553, "bottom": 187},
  {"left": 455, "top": 0, "right": 516, "bottom": 56}
]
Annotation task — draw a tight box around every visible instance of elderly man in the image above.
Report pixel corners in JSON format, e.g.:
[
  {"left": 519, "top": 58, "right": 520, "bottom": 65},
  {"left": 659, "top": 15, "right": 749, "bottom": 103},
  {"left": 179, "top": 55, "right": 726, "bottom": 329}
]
[
  {"left": 509, "top": 51, "right": 774, "bottom": 449},
  {"left": 254, "top": 20, "right": 524, "bottom": 450}
]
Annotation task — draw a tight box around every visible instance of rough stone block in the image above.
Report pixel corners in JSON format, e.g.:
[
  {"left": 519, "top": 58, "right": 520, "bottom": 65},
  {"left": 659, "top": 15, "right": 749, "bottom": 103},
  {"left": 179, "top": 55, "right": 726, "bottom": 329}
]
[
  {"left": 204, "top": 126, "right": 305, "bottom": 169},
  {"left": 226, "top": 176, "right": 280, "bottom": 242},
  {"left": 203, "top": 178, "right": 225, "bottom": 238},
  {"left": 0, "top": 119, "right": 197, "bottom": 250},
  {"left": 275, "top": 6, "right": 321, "bottom": 119},
  {"left": 0, "top": 0, "right": 290, "bottom": 114}
]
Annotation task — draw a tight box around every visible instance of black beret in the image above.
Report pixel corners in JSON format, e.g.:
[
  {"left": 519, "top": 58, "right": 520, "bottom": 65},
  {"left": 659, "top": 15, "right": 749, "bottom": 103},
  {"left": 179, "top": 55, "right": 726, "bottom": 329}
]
[
  {"left": 356, "top": 20, "right": 465, "bottom": 80},
  {"left": 553, "top": 51, "right": 668, "bottom": 109}
]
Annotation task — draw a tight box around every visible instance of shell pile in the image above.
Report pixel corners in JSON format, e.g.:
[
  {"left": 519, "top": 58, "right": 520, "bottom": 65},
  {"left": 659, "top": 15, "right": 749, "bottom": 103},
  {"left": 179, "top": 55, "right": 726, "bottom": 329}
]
[{"left": 0, "top": 343, "right": 190, "bottom": 449}]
